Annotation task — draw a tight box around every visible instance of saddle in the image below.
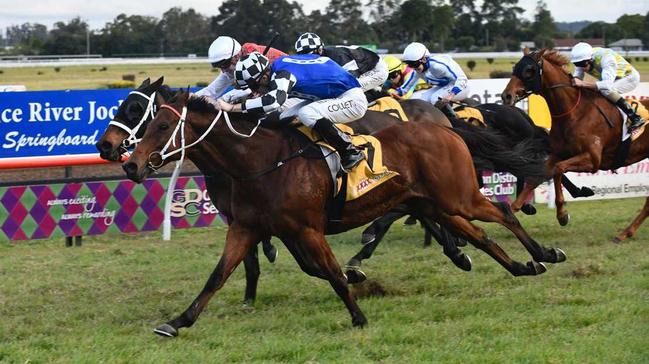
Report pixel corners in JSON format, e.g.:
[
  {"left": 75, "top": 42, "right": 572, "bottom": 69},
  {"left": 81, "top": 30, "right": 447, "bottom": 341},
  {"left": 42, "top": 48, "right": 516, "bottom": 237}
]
[
  {"left": 297, "top": 124, "right": 399, "bottom": 202},
  {"left": 451, "top": 104, "right": 486, "bottom": 127}
]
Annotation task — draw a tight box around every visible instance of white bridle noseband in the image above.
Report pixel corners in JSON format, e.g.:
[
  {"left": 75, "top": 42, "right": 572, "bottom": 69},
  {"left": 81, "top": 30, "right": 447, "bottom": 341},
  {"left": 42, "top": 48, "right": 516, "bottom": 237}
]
[
  {"left": 147, "top": 102, "right": 263, "bottom": 171},
  {"left": 108, "top": 90, "right": 157, "bottom": 148}
]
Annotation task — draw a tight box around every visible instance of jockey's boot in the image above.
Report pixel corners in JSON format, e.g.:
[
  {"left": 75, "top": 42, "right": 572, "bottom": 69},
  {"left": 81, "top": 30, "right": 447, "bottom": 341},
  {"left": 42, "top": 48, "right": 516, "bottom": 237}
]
[
  {"left": 313, "top": 118, "right": 365, "bottom": 172},
  {"left": 615, "top": 97, "right": 645, "bottom": 132}
]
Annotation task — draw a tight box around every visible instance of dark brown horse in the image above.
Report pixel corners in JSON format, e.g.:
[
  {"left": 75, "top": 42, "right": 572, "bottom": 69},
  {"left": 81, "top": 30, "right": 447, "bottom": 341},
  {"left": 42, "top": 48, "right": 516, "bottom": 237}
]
[
  {"left": 502, "top": 48, "right": 649, "bottom": 241},
  {"left": 122, "top": 91, "right": 565, "bottom": 337},
  {"left": 96, "top": 78, "right": 467, "bottom": 302}
]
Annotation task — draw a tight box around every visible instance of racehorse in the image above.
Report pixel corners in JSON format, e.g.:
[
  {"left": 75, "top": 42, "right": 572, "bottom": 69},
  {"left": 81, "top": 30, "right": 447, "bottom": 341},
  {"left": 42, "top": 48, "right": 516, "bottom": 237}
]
[
  {"left": 344, "top": 101, "right": 594, "bottom": 273},
  {"left": 122, "top": 91, "right": 566, "bottom": 336},
  {"left": 96, "top": 78, "right": 468, "bottom": 301},
  {"left": 97, "top": 78, "right": 552, "bottom": 283},
  {"left": 501, "top": 48, "right": 649, "bottom": 240}
]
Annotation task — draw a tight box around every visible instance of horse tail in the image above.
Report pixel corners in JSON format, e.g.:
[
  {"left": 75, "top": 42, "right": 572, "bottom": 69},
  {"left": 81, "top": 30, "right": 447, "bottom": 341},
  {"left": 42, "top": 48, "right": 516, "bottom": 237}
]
[{"left": 448, "top": 119, "right": 548, "bottom": 178}]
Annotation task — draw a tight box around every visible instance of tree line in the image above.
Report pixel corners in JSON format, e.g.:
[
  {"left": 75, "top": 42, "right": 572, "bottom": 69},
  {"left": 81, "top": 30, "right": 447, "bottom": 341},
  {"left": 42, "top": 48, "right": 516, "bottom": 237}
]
[{"left": 2, "top": 0, "right": 649, "bottom": 57}]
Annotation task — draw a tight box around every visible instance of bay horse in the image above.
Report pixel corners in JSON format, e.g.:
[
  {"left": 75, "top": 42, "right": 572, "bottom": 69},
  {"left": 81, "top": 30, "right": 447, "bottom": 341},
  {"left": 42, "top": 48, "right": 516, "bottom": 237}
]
[
  {"left": 95, "top": 78, "right": 471, "bottom": 301},
  {"left": 97, "top": 78, "right": 554, "bottom": 282},
  {"left": 122, "top": 91, "right": 566, "bottom": 337},
  {"left": 502, "top": 48, "right": 649, "bottom": 241}
]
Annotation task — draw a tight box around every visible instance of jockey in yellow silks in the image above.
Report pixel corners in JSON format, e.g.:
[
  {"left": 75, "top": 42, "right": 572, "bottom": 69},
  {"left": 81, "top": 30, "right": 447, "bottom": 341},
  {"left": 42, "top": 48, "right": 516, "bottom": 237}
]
[
  {"left": 571, "top": 42, "right": 645, "bottom": 133},
  {"left": 382, "top": 55, "right": 429, "bottom": 100}
]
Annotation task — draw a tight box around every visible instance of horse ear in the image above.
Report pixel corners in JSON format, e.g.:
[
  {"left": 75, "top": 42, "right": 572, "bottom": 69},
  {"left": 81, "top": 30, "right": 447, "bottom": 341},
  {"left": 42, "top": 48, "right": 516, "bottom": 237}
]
[
  {"left": 151, "top": 76, "right": 164, "bottom": 89},
  {"left": 538, "top": 49, "right": 547, "bottom": 58},
  {"left": 138, "top": 78, "right": 151, "bottom": 89},
  {"left": 523, "top": 47, "right": 530, "bottom": 56}
]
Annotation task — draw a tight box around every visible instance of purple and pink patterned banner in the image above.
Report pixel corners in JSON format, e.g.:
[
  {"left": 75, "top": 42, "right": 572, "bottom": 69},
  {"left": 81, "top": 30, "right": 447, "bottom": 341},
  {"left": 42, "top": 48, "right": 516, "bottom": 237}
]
[{"left": 0, "top": 176, "right": 225, "bottom": 242}]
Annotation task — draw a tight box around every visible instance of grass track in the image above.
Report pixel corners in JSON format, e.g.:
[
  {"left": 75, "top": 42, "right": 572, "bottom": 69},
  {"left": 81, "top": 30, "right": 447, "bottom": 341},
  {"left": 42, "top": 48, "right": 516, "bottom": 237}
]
[
  {"left": 1, "top": 198, "right": 649, "bottom": 363},
  {"left": 2, "top": 58, "right": 649, "bottom": 91}
]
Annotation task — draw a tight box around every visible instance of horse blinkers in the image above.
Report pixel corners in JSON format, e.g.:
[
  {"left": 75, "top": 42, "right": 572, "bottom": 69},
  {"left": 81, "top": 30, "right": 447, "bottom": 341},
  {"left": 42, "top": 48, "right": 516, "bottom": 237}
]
[{"left": 512, "top": 55, "right": 544, "bottom": 94}]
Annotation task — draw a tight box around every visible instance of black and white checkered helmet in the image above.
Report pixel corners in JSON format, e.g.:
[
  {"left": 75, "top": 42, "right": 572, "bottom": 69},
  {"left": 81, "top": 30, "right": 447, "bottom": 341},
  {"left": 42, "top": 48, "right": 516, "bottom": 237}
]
[
  {"left": 234, "top": 52, "right": 269, "bottom": 89},
  {"left": 295, "top": 32, "right": 323, "bottom": 54}
]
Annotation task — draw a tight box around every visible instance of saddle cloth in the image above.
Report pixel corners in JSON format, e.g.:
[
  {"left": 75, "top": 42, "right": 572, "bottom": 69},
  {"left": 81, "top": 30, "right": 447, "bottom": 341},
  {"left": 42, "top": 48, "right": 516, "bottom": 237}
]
[
  {"left": 297, "top": 124, "right": 399, "bottom": 201},
  {"left": 452, "top": 105, "right": 486, "bottom": 127},
  {"left": 368, "top": 97, "right": 409, "bottom": 122},
  {"left": 622, "top": 97, "right": 648, "bottom": 141}
]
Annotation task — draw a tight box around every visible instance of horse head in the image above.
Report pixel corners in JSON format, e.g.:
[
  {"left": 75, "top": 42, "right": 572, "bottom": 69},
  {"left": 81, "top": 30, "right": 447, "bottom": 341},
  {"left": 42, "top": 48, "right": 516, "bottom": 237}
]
[
  {"left": 501, "top": 49, "right": 548, "bottom": 106},
  {"left": 502, "top": 48, "right": 576, "bottom": 107},
  {"left": 96, "top": 76, "right": 166, "bottom": 161},
  {"left": 122, "top": 90, "right": 197, "bottom": 183}
]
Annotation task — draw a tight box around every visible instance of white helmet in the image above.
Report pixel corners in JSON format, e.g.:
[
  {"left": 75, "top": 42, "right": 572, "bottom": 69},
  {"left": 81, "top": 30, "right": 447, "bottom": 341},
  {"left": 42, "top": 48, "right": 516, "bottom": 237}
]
[
  {"left": 295, "top": 32, "right": 323, "bottom": 54},
  {"left": 570, "top": 42, "right": 593, "bottom": 63},
  {"left": 207, "top": 36, "right": 242, "bottom": 64},
  {"left": 234, "top": 52, "right": 270, "bottom": 89},
  {"left": 402, "top": 42, "right": 430, "bottom": 62}
]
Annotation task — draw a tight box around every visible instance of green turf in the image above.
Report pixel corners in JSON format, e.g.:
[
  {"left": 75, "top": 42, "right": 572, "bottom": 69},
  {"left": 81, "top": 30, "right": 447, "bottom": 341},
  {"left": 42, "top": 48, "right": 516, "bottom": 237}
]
[{"left": 1, "top": 197, "right": 648, "bottom": 363}]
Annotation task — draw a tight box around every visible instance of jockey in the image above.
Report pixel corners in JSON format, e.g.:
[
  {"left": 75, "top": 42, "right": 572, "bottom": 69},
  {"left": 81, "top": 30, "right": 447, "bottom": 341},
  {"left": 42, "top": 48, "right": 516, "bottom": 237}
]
[
  {"left": 401, "top": 42, "right": 470, "bottom": 117},
  {"left": 294, "top": 32, "right": 388, "bottom": 92},
  {"left": 217, "top": 52, "right": 367, "bottom": 172},
  {"left": 382, "top": 55, "right": 429, "bottom": 100},
  {"left": 570, "top": 41, "right": 645, "bottom": 133},
  {"left": 195, "top": 36, "right": 286, "bottom": 102}
]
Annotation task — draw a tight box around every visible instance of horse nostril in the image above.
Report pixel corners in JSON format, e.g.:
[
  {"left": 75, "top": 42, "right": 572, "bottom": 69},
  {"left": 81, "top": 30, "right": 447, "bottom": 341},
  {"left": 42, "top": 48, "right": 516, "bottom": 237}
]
[
  {"left": 97, "top": 140, "right": 113, "bottom": 153},
  {"left": 122, "top": 162, "right": 138, "bottom": 176}
]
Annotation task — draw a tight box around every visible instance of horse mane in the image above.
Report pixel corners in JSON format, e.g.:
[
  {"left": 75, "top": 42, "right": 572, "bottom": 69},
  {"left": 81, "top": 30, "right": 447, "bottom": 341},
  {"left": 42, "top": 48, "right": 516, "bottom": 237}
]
[
  {"left": 158, "top": 85, "right": 177, "bottom": 100},
  {"left": 186, "top": 95, "right": 218, "bottom": 114},
  {"left": 540, "top": 49, "right": 570, "bottom": 68}
]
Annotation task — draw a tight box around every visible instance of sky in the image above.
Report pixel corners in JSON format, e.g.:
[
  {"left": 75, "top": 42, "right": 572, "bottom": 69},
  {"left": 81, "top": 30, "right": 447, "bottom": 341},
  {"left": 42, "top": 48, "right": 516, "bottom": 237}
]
[{"left": 0, "top": 0, "right": 647, "bottom": 32}]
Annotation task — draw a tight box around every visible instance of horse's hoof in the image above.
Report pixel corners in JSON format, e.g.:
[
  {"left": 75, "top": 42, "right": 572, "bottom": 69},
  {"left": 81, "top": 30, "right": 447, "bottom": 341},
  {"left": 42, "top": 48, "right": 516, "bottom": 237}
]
[
  {"left": 521, "top": 203, "right": 537, "bottom": 215},
  {"left": 352, "top": 315, "right": 368, "bottom": 327},
  {"left": 558, "top": 214, "right": 570, "bottom": 226},
  {"left": 551, "top": 248, "right": 567, "bottom": 263},
  {"left": 263, "top": 246, "right": 278, "bottom": 263},
  {"left": 452, "top": 253, "right": 472, "bottom": 272},
  {"left": 345, "top": 267, "right": 367, "bottom": 284},
  {"left": 580, "top": 187, "right": 595, "bottom": 197},
  {"left": 153, "top": 323, "right": 178, "bottom": 337},
  {"left": 361, "top": 233, "right": 376, "bottom": 245},
  {"left": 527, "top": 261, "right": 547, "bottom": 275}
]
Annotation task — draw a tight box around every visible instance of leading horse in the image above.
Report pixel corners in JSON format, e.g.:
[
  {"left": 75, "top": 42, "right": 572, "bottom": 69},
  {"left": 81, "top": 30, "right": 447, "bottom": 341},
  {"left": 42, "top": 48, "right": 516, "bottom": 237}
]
[
  {"left": 502, "top": 48, "right": 649, "bottom": 241},
  {"left": 122, "top": 91, "right": 565, "bottom": 336}
]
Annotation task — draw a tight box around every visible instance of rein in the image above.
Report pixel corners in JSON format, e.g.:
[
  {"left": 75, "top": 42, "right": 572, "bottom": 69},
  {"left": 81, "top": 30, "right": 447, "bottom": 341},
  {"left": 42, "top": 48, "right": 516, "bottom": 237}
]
[
  {"left": 148, "top": 101, "right": 318, "bottom": 181},
  {"left": 547, "top": 84, "right": 582, "bottom": 118}
]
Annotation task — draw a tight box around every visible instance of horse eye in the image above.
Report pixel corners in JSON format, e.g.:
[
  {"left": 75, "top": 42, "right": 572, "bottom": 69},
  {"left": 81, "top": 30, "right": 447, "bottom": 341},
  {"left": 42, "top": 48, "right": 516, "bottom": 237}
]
[
  {"left": 159, "top": 123, "right": 169, "bottom": 131},
  {"left": 523, "top": 66, "right": 534, "bottom": 79}
]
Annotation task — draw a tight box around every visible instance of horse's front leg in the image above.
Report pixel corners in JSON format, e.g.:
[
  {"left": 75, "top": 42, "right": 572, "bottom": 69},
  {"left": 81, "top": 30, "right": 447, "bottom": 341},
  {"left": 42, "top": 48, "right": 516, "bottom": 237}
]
[
  {"left": 615, "top": 196, "right": 649, "bottom": 242},
  {"left": 551, "top": 150, "right": 602, "bottom": 226},
  {"left": 154, "top": 223, "right": 259, "bottom": 337}
]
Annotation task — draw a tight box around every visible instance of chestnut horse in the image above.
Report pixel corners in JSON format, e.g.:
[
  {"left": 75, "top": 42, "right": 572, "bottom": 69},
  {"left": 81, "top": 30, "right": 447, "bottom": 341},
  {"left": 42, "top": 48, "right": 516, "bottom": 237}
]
[
  {"left": 502, "top": 48, "right": 649, "bottom": 241},
  {"left": 122, "top": 91, "right": 565, "bottom": 337}
]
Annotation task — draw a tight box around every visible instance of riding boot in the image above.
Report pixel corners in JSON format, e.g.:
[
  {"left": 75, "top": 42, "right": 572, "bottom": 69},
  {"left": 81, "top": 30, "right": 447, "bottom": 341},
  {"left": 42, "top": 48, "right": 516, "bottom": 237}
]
[
  {"left": 312, "top": 118, "right": 365, "bottom": 172},
  {"left": 615, "top": 97, "right": 645, "bottom": 132}
]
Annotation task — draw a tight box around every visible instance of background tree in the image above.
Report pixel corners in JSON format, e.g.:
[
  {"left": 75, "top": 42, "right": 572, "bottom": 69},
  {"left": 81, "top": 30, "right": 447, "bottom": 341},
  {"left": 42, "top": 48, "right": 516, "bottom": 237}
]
[
  {"left": 97, "top": 14, "right": 160, "bottom": 56},
  {"left": 158, "top": 7, "right": 211, "bottom": 56},
  {"left": 43, "top": 18, "right": 89, "bottom": 55},
  {"left": 399, "top": 0, "right": 434, "bottom": 43},
  {"left": 258, "top": 0, "right": 306, "bottom": 51},
  {"left": 5, "top": 23, "right": 47, "bottom": 54},
  {"left": 531, "top": 1, "right": 557, "bottom": 48}
]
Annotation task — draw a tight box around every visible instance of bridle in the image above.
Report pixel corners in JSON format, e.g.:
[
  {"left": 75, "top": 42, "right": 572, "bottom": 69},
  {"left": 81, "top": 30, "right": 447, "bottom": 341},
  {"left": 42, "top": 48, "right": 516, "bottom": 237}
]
[
  {"left": 146, "top": 102, "right": 263, "bottom": 171},
  {"left": 108, "top": 90, "right": 157, "bottom": 149},
  {"left": 511, "top": 52, "right": 581, "bottom": 118}
]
